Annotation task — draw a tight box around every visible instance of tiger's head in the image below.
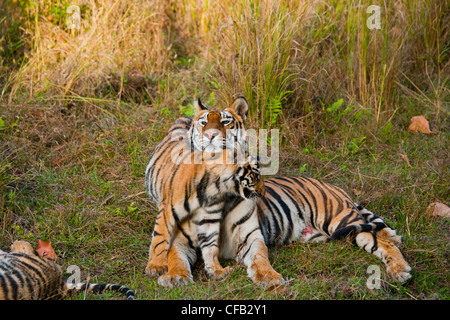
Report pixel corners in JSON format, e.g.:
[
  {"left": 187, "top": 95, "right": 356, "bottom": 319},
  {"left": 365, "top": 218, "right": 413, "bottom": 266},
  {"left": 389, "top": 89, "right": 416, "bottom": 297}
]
[
  {"left": 239, "top": 156, "right": 265, "bottom": 199},
  {"left": 189, "top": 97, "right": 249, "bottom": 154}
]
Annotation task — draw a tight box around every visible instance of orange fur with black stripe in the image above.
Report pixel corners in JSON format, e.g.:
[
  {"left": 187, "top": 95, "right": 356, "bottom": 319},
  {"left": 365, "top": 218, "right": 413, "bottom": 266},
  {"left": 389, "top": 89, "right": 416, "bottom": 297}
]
[
  {"left": 0, "top": 241, "right": 134, "bottom": 300},
  {"left": 144, "top": 98, "right": 282, "bottom": 287},
  {"left": 258, "top": 177, "right": 412, "bottom": 282}
]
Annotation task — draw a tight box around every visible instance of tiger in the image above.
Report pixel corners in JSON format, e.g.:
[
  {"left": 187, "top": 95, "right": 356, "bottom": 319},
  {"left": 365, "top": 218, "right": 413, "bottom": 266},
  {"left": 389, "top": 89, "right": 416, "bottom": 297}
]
[
  {"left": 0, "top": 240, "right": 135, "bottom": 300},
  {"left": 145, "top": 97, "right": 249, "bottom": 204},
  {"left": 256, "top": 177, "right": 412, "bottom": 283},
  {"left": 144, "top": 97, "right": 284, "bottom": 287},
  {"left": 145, "top": 97, "right": 412, "bottom": 286},
  {"left": 157, "top": 154, "right": 265, "bottom": 287}
]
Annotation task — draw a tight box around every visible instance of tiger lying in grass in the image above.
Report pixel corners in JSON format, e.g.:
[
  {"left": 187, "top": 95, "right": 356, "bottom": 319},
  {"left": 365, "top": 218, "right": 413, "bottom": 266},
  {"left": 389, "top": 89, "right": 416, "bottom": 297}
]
[
  {"left": 144, "top": 97, "right": 412, "bottom": 287},
  {"left": 0, "top": 240, "right": 135, "bottom": 300}
]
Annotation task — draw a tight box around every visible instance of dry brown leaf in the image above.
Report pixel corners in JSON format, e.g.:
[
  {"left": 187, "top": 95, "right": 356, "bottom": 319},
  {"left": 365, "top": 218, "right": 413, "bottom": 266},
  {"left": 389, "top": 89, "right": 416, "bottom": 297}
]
[
  {"left": 36, "top": 239, "right": 58, "bottom": 261},
  {"left": 400, "top": 153, "right": 412, "bottom": 167},
  {"left": 426, "top": 202, "right": 450, "bottom": 218},
  {"left": 408, "top": 115, "right": 432, "bottom": 134}
]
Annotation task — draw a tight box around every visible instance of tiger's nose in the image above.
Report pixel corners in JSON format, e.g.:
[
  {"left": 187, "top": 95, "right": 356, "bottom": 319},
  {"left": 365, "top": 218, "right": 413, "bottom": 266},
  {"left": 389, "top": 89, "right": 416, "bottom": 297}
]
[{"left": 204, "top": 130, "right": 219, "bottom": 141}]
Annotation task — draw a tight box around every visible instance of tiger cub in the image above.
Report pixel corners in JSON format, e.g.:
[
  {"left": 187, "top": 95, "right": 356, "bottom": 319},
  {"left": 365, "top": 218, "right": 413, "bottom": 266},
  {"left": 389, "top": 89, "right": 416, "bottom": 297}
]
[{"left": 0, "top": 241, "right": 135, "bottom": 300}]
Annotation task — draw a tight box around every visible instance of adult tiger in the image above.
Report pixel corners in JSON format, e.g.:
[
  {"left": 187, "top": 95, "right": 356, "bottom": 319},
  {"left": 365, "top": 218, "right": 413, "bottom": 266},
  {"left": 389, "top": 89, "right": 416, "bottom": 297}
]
[
  {"left": 256, "top": 177, "right": 412, "bottom": 283},
  {"left": 145, "top": 97, "right": 283, "bottom": 287},
  {"left": 145, "top": 98, "right": 412, "bottom": 286}
]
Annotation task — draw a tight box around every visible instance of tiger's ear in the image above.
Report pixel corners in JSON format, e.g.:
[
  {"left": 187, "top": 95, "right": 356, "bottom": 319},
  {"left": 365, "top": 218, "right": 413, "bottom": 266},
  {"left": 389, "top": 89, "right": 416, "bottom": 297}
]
[
  {"left": 229, "top": 96, "right": 249, "bottom": 120},
  {"left": 194, "top": 98, "right": 208, "bottom": 113}
]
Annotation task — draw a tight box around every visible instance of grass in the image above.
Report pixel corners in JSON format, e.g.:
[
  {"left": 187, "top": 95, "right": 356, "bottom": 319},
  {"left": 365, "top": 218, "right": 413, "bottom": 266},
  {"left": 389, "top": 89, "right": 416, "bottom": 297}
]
[{"left": 0, "top": 0, "right": 449, "bottom": 300}]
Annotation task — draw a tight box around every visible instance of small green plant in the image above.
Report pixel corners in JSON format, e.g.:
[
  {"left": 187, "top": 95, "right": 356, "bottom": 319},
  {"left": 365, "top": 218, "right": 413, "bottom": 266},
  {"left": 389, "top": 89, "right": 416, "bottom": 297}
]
[
  {"left": 11, "top": 224, "right": 24, "bottom": 236},
  {"left": 299, "top": 163, "right": 307, "bottom": 173},
  {"left": 347, "top": 136, "right": 367, "bottom": 155},
  {"left": 127, "top": 201, "right": 138, "bottom": 214},
  {"left": 381, "top": 122, "right": 393, "bottom": 136},
  {"left": 326, "top": 99, "right": 357, "bottom": 124},
  {"left": 175, "top": 56, "right": 194, "bottom": 68},
  {"left": 206, "top": 91, "right": 216, "bottom": 106},
  {"left": 179, "top": 103, "right": 196, "bottom": 117},
  {"left": 160, "top": 107, "right": 172, "bottom": 117},
  {"left": 266, "top": 91, "right": 291, "bottom": 125}
]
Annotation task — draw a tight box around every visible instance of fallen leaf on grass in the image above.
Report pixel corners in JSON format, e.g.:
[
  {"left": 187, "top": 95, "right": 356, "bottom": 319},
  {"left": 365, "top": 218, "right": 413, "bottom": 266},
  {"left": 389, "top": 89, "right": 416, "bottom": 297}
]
[
  {"left": 426, "top": 202, "right": 450, "bottom": 218},
  {"left": 408, "top": 115, "right": 432, "bottom": 134},
  {"left": 36, "top": 240, "right": 58, "bottom": 261}
]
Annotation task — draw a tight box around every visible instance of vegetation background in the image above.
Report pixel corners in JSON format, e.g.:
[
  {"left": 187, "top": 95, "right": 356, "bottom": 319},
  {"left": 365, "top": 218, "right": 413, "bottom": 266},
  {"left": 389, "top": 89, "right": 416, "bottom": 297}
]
[{"left": 0, "top": 0, "right": 448, "bottom": 300}]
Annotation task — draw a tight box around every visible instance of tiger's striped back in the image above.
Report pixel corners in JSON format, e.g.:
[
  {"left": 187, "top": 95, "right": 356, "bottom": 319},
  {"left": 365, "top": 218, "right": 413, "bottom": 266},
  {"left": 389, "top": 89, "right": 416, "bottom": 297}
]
[
  {"left": 258, "top": 176, "right": 384, "bottom": 246},
  {"left": 0, "top": 251, "right": 63, "bottom": 300},
  {"left": 145, "top": 117, "right": 193, "bottom": 204},
  {"left": 0, "top": 241, "right": 135, "bottom": 300},
  {"left": 256, "top": 176, "right": 412, "bottom": 282}
]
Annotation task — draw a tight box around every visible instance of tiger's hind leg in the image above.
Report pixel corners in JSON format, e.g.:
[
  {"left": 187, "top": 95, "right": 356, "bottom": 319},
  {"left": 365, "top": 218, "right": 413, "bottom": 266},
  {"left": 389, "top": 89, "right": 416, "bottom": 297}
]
[
  {"left": 355, "top": 231, "right": 412, "bottom": 283},
  {"left": 331, "top": 207, "right": 411, "bottom": 282}
]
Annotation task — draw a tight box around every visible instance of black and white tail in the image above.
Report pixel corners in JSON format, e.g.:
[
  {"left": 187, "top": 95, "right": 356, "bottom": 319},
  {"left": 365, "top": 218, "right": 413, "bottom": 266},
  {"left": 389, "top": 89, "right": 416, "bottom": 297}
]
[{"left": 64, "top": 282, "right": 135, "bottom": 300}]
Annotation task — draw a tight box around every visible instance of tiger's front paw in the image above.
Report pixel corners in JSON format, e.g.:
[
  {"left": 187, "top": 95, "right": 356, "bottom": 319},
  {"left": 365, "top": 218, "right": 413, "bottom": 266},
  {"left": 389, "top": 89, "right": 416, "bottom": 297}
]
[
  {"left": 145, "top": 258, "right": 168, "bottom": 277},
  {"left": 158, "top": 272, "right": 193, "bottom": 288},
  {"left": 251, "top": 268, "right": 284, "bottom": 287},
  {"left": 206, "top": 265, "right": 232, "bottom": 279}
]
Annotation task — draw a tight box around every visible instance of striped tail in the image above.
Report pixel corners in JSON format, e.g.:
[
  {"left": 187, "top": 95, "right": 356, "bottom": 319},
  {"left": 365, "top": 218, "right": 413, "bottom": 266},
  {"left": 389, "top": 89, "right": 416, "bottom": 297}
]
[
  {"left": 64, "top": 282, "right": 135, "bottom": 300},
  {"left": 330, "top": 222, "right": 387, "bottom": 240}
]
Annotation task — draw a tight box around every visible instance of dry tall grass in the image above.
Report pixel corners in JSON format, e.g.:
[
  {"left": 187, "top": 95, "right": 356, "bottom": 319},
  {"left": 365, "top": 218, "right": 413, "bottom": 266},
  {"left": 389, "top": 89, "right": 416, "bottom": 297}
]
[
  {"left": 1, "top": 0, "right": 448, "bottom": 125},
  {"left": 3, "top": 0, "right": 172, "bottom": 100}
]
